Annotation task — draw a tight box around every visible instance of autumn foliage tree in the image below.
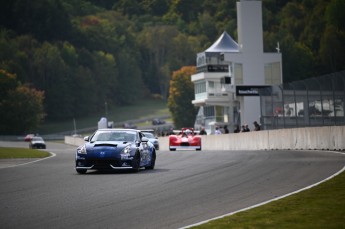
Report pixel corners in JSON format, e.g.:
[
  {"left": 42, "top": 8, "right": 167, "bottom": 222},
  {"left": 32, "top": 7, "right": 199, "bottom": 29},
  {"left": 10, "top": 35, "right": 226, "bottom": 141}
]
[{"left": 168, "top": 66, "right": 197, "bottom": 128}]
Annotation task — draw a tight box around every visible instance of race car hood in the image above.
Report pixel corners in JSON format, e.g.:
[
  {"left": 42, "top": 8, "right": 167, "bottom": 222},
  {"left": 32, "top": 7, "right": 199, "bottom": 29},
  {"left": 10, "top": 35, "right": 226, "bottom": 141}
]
[
  {"left": 83, "top": 141, "right": 132, "bottom": 155},
  {"left": 180, "top": 135, "right": 196, "bottom": 142},
  {"left": 31, "top": 139, "right": 45, "bottom": 144},
  {"left": 181, "top": 136, "right": 189, "bottom": 142}
]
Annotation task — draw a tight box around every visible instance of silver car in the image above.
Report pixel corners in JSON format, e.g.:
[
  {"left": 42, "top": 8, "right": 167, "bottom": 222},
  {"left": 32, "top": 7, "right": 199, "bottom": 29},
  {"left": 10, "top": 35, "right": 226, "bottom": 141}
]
[
  {"left": 29, "top": 136, "right": 46, "bottom": 149},
  {"left": 142, "top": 132, "right": 159, "bottom": 150}
]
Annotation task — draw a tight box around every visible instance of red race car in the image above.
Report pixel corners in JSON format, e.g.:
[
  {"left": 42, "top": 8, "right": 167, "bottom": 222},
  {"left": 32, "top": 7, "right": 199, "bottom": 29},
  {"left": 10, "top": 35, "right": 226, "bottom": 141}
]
[{"left": 169, "top": 128, "right": 201, "bottom": 151}]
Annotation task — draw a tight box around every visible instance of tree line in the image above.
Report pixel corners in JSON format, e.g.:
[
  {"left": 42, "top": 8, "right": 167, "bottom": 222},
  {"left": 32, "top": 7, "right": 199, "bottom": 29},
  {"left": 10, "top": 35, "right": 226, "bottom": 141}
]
[{"left": 0, "top": 0, "right": 344, "bottom": 133}]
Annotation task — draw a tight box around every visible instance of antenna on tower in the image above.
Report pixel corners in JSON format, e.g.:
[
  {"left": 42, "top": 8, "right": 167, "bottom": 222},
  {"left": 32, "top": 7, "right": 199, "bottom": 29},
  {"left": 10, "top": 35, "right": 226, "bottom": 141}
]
[{"left": 276, "top": 42, "right": 280, "bottom": 53}]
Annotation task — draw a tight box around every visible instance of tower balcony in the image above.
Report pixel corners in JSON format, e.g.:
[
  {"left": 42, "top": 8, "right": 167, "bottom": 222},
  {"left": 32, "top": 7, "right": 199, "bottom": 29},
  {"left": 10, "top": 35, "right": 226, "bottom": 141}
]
[{"left": 192, "top": 88, "right": 232, "bottom": 106}]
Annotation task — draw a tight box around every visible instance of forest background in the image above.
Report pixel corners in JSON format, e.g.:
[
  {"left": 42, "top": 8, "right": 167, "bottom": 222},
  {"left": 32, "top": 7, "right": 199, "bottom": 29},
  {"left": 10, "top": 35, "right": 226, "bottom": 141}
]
[{"left": 0, "top": 0, "right": 344, "bottom": 134}]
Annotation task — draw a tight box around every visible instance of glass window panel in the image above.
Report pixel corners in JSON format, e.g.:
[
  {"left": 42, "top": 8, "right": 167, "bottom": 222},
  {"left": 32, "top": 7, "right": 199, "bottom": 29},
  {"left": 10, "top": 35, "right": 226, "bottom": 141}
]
[{"left": 234, "top": 63, "right": 243, "bottom": 84}]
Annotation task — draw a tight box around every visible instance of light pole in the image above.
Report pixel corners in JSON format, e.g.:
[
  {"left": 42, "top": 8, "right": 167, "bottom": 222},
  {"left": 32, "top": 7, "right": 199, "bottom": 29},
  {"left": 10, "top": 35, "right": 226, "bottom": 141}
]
[
  {"left": 73, "top": 118, "right": 77, "bottom": 136},
  {"left": 105, "top": 101, "right": 108, "bottom": 118}
]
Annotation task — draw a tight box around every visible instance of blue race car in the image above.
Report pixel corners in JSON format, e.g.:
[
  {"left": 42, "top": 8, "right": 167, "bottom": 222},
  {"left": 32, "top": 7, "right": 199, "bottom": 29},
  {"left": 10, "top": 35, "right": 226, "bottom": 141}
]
[{"left": 75, "top": 129, "right": 156, "bottom": 174}]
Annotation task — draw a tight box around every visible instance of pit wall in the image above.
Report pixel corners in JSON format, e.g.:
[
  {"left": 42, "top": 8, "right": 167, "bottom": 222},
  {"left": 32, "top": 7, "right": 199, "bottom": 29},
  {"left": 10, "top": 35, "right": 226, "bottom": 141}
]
[{"left": 65, "top": 126, "right": 345, "bottom": 151}]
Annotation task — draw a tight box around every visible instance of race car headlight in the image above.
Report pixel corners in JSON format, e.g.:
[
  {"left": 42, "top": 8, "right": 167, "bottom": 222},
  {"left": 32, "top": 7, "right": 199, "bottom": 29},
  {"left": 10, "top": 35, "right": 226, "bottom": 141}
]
[
  {"left": 77, "top": 145, "right": 87, "bottom": 154},
  {"left": 121, "top": 145, "right": 132, "bottom": 155}
]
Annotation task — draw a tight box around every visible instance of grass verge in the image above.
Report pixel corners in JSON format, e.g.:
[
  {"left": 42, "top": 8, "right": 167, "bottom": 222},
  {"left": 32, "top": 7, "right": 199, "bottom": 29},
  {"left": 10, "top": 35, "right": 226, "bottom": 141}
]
[
  {"left": 0, "top": 147, "right": 50, "bottom": 159},
  {"left": 193, "top": 168, "right": 345, "bottom": 229}
]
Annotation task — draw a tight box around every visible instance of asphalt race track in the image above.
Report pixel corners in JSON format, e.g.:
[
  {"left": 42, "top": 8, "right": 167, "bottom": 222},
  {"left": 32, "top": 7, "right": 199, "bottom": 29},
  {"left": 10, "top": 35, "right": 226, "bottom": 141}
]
[{"left": 1, "top": 141, "right": 345, "bottom": 229}]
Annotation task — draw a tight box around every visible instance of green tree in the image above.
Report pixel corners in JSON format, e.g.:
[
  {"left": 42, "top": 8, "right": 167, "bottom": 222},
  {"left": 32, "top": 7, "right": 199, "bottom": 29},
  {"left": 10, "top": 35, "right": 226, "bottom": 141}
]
[
  {"left": 168, "top": 66, "right": 197, "bottom": 128},
  {"left": 196, "top": 12, "right": 218, "bottom": 41},
  {"left": 115, "top": 49, "right": 143, "bottom": 105},
  {"left": 1, "top": 0, "right": 345, "bottom": 125},
  {"left": 0, "top": 31, "right": 35, "bottom": 84},
  {"left": 138, "top": 25, "right": 179, "bottom": 99},
  {"left": 92, "top": 51, "right": 118, "bottom": 106},
  {"left": 325, "top": 0, "right": 345, "bottom": 31},
  {"left": 0, "top": 70, "right": 44, "bottom": 134},
  {"left": 320, "top": 0, "right": 345, "bottom": 73},
  {"left": 75, "top": 11, "right": 144, "bottom": 106},
  {"left": 33, "top": 42, "right": 72, "bottom": 120},
  {"left": 138, "top": 25, "right": 200, "bottom": 99},
  {"left": 0, "top": 0, "right": 73, "bottom": 41},
  {"left": 71, "top": 66, "right": 97, "bottom": 117},
  {"left": 0, "top": 69, "right": 18, "bottom": 99},
  {"left": 281, "top": 35, "right": 315, "bottom": 82},
  {"left": 279, "top": 2, "right": 306, "bottom": 41},
  {"left": 319, "top": 25, "right": 345, "bottom": 73}
]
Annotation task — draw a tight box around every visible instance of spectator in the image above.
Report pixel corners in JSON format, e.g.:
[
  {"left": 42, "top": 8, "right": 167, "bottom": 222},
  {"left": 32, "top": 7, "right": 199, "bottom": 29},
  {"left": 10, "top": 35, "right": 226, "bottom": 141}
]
[
  {"left": 223, "top": 125, "right": 229, "bottom": 134},
  {"left": 167, "top": 128, "right": 174, "bottom": 135},
  {"left": 214, "top": 126, "right": 222, "bottom": 135},
  {"left": 253, "top": 121, "right": 261, "bottom": 131},
  {"left": 241, "top": 124, "right": 250, "bottom": 132},
  {"left": 234, "top": 125, "right": 240, "bottom": 133},
  {"left": 199, "top": 127, "right": 207, "bottom": 135}
]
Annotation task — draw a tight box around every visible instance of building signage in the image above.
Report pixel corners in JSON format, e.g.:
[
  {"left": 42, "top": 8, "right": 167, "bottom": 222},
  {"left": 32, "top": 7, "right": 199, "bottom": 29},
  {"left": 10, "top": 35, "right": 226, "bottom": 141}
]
[{"left": 236, "top": 85, "right": 271, "bottom": 96}]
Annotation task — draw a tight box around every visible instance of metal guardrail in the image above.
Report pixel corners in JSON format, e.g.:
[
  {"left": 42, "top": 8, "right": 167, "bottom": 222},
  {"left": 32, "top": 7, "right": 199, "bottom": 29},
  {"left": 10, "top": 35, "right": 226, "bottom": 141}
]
[{"left": 0, "top": 116, "right": 173, "bottom": 141}]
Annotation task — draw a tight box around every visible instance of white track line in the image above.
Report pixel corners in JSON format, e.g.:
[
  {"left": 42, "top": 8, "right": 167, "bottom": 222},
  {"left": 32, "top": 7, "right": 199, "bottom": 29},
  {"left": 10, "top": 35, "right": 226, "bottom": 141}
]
[
  {"left": 0, "top": 152, "right": 56, "bottom": 169},
  {"left": 180, "top": 151, "right": 345, "bottom": 229}
]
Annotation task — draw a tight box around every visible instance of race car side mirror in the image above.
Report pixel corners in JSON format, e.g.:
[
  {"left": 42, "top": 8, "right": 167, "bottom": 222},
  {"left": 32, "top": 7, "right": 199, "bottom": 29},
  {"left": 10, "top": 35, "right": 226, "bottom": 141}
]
[
  {"left": 84, "top": 136, "right": 89, "bottom": 142},
  {"left": 135, "top": 140, "right": 140, "bottom": 147},
  {"left": 141, "top": 137, "right": 149, "bottom": 142}
]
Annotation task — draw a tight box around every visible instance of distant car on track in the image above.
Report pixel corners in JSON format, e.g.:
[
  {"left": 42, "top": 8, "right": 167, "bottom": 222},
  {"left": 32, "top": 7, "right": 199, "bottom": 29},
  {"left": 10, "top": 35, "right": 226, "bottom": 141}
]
[
  {"left": 123, "top": 122, "right": 137, "bottom": 129},
  {"left": 169, "top": 128, "right": 201, "bottom": 151},
  {"left": 141, "top": 131, "right": 159, "bottom": 150},
  {"left": 75, "top": 129, "right": 156, "bottom": 174},
  {"left": 152, "top": 118, "right": 166, "bottom": 125},
  {"left": 29, "top": 136, "right": 46, "bottom": 149},
  {"left": 24, "top": 134, "right": 35, "bottom": 142}
]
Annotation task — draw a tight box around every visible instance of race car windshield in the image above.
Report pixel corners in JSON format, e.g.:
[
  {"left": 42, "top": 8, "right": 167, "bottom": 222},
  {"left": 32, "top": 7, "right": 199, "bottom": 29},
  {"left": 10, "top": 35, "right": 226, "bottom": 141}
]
[
  {"left": 184, "top": 129, "right": 192, "bottom": 135},
  {"left": 143, "top": 132, "right": 154, "bottom": 138},
  {"left": 91, "top": 131, "right": 137, "bottom": 142}
]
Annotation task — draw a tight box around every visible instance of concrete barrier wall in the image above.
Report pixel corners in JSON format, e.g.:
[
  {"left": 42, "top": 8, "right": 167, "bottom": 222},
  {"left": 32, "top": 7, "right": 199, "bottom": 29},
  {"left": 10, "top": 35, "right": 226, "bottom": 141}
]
[
  {"left": 65, "top": 126, "right": 345, "bottom": 151},
  {"left": 158, "top": 126, "right": 345, "bottom": 151},
  {"left": 65, "top": 136, "right": 85, "bottom": 147}
]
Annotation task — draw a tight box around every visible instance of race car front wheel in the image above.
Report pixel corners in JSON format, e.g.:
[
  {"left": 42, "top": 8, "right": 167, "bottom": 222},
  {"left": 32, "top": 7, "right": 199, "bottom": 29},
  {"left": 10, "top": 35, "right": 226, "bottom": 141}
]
[
  {"left": 132, "top": 151, "right": 141, "bottom": 172},
  {"left": 145, "top": 151, "right": 156, "bottom": 170},
  {"left": 76, "top": 168, "right": 87, "bottom": 174}
]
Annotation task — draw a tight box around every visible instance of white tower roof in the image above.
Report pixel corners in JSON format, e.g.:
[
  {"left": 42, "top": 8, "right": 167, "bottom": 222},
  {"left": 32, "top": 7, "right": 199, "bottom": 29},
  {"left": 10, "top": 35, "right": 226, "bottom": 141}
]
[{"left": 205, "top": 31, "right": 239, "bottom": 53}]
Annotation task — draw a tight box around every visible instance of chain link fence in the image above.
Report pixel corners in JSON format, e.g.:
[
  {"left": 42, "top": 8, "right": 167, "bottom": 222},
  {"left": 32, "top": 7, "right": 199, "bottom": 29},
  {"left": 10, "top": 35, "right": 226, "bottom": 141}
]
[{"left": 260, "top": 71, "right": 345, "bottom": 130}]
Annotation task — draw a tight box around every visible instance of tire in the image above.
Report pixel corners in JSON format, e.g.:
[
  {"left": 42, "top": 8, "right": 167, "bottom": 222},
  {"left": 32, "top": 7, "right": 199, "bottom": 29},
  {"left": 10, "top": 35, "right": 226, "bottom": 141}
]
[
  {"left": 145, "top": 150, "right": 156, "bottom": 170},
  {"left": 169, "top": 147, "right": 176, "bottom": 151},
  {"left": 132, "top": 151, "right": 141, "bottom": 172},
  {"left": 76, "top": 169, "right": 87, "bottom": 174}
]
